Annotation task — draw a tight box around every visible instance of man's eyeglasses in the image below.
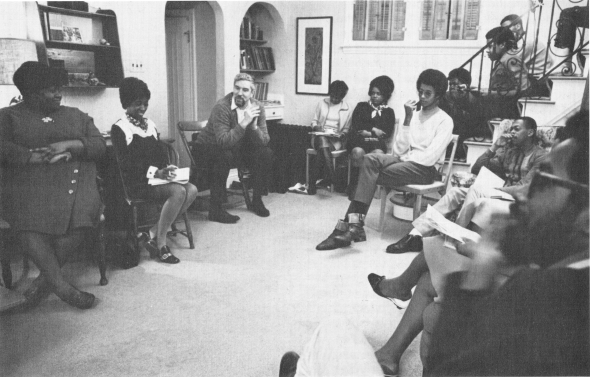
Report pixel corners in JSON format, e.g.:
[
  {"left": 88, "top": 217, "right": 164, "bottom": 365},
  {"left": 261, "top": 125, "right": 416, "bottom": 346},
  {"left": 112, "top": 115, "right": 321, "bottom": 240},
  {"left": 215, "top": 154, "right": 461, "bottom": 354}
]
[{"left": 529, "top": 170, "right": 589, "bottom": 198}]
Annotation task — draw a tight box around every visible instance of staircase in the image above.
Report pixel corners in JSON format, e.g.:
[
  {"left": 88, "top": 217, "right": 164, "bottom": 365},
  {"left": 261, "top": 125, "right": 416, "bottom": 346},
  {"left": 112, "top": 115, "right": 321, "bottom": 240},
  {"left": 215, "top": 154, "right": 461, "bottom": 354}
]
[{"left": 520, "top": 49, "right": 588, "bottom": 125}]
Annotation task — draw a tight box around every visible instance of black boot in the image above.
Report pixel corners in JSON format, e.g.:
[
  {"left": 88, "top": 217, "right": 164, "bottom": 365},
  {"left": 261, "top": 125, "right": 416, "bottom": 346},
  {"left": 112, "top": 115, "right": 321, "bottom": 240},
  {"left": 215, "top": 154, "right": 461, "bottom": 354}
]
[
  {"left": 332, "top": 213, "right": 367, "bottom": 247},
  {"left": 316, "top": 219, "right": 348, "bottom": 250}
]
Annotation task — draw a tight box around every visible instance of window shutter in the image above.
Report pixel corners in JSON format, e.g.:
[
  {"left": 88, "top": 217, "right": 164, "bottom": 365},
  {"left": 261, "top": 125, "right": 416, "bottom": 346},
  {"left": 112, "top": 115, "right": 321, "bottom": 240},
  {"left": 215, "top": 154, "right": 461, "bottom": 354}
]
[
  {"left": 420, "top": 0, "right": 435, "bottom": 40},
  {"left": 449, "top": 0, "right": 464, "bottom": 40},
  {"left": 390, "top": 0, "right": 406, "bottom": 41},
  {"left": 353, "top": 0, "right": 367, "bottom": 40},
  {"left": 376, "top": 0, "right": 391, "bottom": 40},
  {"left": 462, "top": 0, "right": 480, "bottom": 40},
  {"left": 433, "top": 0, "right": 450, "bottom": 40},
  {"left": 366, "top": 0, "right": 380, "bottom": 40}
]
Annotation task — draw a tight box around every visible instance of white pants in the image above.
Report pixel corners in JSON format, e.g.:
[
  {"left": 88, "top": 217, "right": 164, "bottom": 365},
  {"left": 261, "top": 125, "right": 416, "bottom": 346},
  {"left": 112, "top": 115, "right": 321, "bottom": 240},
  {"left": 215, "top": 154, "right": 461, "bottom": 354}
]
[
  {"left": 295, "top": 316, "right": 383, "bottom": 377},
  {"left": 414, "top": 186, "right": 510, "bottom": 235}
]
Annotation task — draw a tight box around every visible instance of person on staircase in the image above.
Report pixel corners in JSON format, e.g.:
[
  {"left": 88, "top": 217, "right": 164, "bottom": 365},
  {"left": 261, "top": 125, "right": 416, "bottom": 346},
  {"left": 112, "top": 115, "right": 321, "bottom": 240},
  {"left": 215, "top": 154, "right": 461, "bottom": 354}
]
[{"left": 500, "top": 14, "right": 554, "bottom": 97}]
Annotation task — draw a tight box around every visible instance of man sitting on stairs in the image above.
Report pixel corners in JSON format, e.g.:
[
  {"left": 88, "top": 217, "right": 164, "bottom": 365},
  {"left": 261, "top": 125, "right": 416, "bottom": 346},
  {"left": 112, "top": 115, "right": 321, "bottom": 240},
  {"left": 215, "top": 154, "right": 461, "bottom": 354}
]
[{"left": 387, "top": 116, "right": 546, "bottom": 254}]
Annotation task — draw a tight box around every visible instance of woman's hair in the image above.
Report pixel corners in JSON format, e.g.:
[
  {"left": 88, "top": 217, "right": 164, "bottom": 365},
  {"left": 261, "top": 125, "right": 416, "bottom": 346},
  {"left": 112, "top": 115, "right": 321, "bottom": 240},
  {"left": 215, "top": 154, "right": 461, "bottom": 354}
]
[
  {"left": 416, "top": 69, "right": 448, "bottom": 97},
  {"left": 329, "top": 80, "right": 349, "bottom": 98},
  {"left": 448, "top": 68, "right": 472, "bottom": 87},
  {"left": 368, "top": 75, "right": 395, "bottom": 102},
  {"left": 13, "top": 61, "right": 65, "bottom": 96},
  {"left": 119, "top": 77, "right": 151, "bottom": 109}
]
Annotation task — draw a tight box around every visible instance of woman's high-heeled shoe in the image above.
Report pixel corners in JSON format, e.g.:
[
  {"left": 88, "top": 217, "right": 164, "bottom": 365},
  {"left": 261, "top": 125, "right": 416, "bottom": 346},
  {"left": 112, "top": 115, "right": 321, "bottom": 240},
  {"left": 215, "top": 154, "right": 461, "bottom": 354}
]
[
  {"left": 158, "top": 245, "right": 180, "bottom": 264},
  {"left": 367, "top": 273, "right": 410, "bottom": 310}
]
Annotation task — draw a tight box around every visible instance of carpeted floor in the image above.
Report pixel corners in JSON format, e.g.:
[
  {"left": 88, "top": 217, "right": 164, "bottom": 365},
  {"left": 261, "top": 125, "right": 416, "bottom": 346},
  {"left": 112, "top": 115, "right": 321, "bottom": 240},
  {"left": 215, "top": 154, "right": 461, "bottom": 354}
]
[{"left": 0, "top": 190, "right": 423, "bottom": 377}]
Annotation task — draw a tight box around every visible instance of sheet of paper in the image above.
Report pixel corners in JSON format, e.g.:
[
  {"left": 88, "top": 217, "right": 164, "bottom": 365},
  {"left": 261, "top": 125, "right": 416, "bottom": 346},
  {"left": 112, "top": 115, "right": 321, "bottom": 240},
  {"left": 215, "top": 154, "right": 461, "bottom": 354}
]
[
  {"left": 412, "top": 205, "right": 481, "bottom": 245},
  {"left": 309, "top": 131, "right": 341, "bottom": 138},
  {"left": 148, "top": 167, "right": 190, "bottom": 186},
  {"left": 473, "top": 167, "right": 514, "bottom": 201},
  {"left": 473, "top": 166, "right": 505, "bottom": 189}
]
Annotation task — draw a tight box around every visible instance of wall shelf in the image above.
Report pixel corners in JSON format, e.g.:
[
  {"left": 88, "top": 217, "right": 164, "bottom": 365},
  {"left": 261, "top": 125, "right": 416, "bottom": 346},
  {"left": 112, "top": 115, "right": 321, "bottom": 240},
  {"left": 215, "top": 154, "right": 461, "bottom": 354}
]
[
  {"left": 45, "top": 40, "right": 121, "bottom": 52},
  {"left": 38, "top": 4, "right": 124, "bottom": 88},
  {"left": 240, "top": 39, "right": 267, "bottom": 45}
]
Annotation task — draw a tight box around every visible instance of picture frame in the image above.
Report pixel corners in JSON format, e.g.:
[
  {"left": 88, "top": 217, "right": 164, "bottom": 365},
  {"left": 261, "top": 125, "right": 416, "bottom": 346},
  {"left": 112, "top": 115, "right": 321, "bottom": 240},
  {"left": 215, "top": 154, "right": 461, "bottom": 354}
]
[{"left": 296, "top": 17, "right": 332, "bottom": 95}]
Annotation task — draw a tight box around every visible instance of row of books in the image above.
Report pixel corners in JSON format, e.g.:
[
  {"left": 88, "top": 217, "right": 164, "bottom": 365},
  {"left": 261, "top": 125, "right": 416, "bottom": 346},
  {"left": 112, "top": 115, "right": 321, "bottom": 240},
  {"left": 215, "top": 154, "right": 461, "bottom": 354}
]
[
  {"left": 240, "top": 46, "right": 275, "bottom": 71},
  {"left": 253, "top": 82, "right": 269, "bottom": 101},
  {"left": 240, "top": 17, "right": 263, "bottom": 40}
]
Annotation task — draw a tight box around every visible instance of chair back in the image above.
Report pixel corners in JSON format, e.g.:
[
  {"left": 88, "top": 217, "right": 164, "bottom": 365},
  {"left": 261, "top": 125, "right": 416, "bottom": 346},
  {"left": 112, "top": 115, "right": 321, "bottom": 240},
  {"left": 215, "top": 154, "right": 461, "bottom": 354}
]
[
  {"left": 177, "top": 121, "right": 207, "bottom": 167},
  {"left": 439, "top": 134, "right": 459, "bottom": 189}
]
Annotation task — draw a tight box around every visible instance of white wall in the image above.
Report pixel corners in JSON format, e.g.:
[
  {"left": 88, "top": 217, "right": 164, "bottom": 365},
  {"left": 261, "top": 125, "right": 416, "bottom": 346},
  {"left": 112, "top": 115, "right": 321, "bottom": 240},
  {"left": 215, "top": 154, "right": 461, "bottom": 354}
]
[
  {"left": 2, "top": 0, "right": 547, "bottom": 133},
  {"left": 0, "top": 1, "right": 171, "bottom": 136}
]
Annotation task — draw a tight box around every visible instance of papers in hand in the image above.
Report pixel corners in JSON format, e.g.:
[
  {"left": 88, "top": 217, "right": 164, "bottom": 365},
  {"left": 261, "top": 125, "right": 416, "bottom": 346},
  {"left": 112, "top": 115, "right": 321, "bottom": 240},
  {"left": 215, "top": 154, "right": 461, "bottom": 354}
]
[
  {"left": 473, "top": 167, "right": 513, "bottom": 201},
  {"left": 148, "top": 167, "right": 190, "bottom": 186},
  {"left": 309, "top": 131, "right": 341, "bottom": 138},
  {"left": 413, "top": 205, "right": 481, "bottom": 248}
]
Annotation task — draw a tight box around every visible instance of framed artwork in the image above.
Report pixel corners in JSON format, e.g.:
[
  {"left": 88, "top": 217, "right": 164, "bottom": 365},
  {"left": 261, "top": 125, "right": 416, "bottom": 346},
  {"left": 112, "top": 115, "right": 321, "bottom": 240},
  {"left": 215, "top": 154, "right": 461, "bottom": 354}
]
[{"left": 296, "top": 17, "right": 332, "bottom": 95}]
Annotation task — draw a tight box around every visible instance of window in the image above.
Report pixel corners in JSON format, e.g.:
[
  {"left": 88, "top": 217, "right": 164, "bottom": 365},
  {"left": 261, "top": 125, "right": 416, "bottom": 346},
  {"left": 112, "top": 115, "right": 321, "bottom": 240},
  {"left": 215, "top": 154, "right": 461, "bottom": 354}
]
[
  {"left": 353, "top": 0, "right": 407, "bottom": 41},
  {"left": 420, "top": 0, "right": 480, "bottom": 40}
]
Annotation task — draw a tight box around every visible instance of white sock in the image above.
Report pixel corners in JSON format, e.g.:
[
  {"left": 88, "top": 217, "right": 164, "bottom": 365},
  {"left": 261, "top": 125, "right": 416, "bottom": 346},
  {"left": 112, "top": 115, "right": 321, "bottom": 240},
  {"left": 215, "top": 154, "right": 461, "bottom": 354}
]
[{"left": 409, "top": 228, "right": 422, "bottom": 237}]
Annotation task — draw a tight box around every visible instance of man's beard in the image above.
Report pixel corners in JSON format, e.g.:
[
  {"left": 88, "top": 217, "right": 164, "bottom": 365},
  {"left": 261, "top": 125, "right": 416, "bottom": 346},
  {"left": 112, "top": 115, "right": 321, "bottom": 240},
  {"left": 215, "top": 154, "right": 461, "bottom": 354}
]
[{"left": 500, "top": 201, "right": 584, "bottom": 268}]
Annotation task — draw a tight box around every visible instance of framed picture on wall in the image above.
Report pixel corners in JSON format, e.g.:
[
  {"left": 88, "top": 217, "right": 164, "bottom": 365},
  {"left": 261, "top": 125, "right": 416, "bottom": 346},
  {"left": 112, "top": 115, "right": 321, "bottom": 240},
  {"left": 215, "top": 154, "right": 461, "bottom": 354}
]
[{"left": 296, "top": 17, "right": 332, "bottom": 95}]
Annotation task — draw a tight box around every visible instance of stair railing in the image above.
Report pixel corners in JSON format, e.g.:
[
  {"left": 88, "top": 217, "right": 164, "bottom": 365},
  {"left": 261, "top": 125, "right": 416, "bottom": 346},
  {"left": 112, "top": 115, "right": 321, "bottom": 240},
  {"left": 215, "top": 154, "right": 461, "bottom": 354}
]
[{"left": 459, "top": 0, "right": 588, "bottom": 100}]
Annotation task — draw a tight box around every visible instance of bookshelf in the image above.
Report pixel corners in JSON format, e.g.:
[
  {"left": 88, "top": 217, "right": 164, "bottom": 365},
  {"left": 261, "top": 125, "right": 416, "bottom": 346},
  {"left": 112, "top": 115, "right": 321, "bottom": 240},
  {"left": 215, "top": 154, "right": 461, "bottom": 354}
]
[
  {"left": 37, "top": 4, "right": 124, "bottom": 88},
  {"left": 239, "top": 7, "right": 282, "bottom": 120},
  {"left": 240, "top": 18, "right": 275, "bottom": 76}
]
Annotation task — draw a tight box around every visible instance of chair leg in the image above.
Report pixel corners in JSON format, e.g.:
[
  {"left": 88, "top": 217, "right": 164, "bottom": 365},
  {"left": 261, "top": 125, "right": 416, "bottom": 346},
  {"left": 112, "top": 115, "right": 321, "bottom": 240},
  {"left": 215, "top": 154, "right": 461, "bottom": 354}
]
[
  {"left": 379, "top": 186, "right": 388, "bottom": 232},
  {"left": 413, "top": 194, "right": 423, "bottom": 220},
  {"left": 347, "top": 157, "right": 351, "bottom": 186},
  {"left": 183, "top": 212, "right": 195, "bottom": 249},
  {"left": 306, "top": 153, "right": 310, "bottom": 188},
  {"left": 330, "top": 155, "right": 337, "bottom": 192},
  {"left": 96, "top": 220, "right": 108, "bottom": 286},
  {"left": 132, "top": 206, "right": 140, "bottom": 254},
  {"left": 1, "top": 229, "right": 13, "bottom": 289}
]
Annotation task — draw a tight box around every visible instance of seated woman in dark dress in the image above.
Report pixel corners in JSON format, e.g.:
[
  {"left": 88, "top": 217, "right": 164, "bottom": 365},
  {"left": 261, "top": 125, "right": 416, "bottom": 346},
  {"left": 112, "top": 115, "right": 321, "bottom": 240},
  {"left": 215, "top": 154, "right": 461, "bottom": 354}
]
[
  {"left": 0, "top": 62, "right": 106, "bottom": 309},
  {"left": 347, "top": 76, "right": 396, "bottom": 190},
  {"left": 111, "top": 78, "right": 197, "bottom": 264}
]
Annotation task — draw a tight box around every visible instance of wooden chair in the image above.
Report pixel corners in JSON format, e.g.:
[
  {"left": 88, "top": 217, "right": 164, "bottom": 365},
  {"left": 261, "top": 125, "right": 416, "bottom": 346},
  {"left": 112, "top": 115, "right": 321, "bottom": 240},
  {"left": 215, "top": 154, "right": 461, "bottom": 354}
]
[
  {"left": 305, "top": 149, "right": 351, "bottom": 193},
  {"left": 112, "top": 140, "right": 194, "bottom": 256},
  {"left": 177, "top": 121, "right": 252, "bottom": 209},
  {"left": 378, "top": 134, "right": 459, "bottom": 231}
]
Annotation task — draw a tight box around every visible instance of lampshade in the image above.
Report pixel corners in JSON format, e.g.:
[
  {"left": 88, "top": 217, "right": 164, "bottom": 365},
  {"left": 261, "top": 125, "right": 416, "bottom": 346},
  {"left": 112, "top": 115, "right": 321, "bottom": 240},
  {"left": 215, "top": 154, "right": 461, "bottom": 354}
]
[{"left": 0, "top": 38, "right": 38, "bottom": 85}]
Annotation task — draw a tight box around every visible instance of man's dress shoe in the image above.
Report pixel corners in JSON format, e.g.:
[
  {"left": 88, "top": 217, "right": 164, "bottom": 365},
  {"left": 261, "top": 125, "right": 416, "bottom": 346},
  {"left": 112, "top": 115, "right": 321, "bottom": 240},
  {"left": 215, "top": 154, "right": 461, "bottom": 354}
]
[{"left": 386, "top": 234, "right": 423, "bottom": 254}]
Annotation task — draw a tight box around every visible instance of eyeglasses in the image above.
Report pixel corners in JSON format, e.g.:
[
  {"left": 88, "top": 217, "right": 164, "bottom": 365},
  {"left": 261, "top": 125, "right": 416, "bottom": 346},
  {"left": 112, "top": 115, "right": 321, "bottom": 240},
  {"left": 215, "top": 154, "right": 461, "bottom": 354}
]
[{"left": 528, "top": 170, "right": 589, "bottom": 198}]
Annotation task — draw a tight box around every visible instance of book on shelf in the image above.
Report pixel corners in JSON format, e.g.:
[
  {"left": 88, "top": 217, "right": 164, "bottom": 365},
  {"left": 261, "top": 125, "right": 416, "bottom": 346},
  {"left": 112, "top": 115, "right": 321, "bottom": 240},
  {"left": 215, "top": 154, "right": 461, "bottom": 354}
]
[
  {"left": 252, "top": 82, "right": 268, "bottom": 101},
  {"left": 241, "top": 18, "right": 251, "bottom": 40}
]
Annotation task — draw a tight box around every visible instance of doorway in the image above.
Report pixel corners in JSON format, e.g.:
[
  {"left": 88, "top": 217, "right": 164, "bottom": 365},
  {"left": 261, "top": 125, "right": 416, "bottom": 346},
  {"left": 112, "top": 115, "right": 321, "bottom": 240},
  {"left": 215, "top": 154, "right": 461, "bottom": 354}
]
[{"left": 165, "top": 1, "right": 219, "bottom": 165}]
